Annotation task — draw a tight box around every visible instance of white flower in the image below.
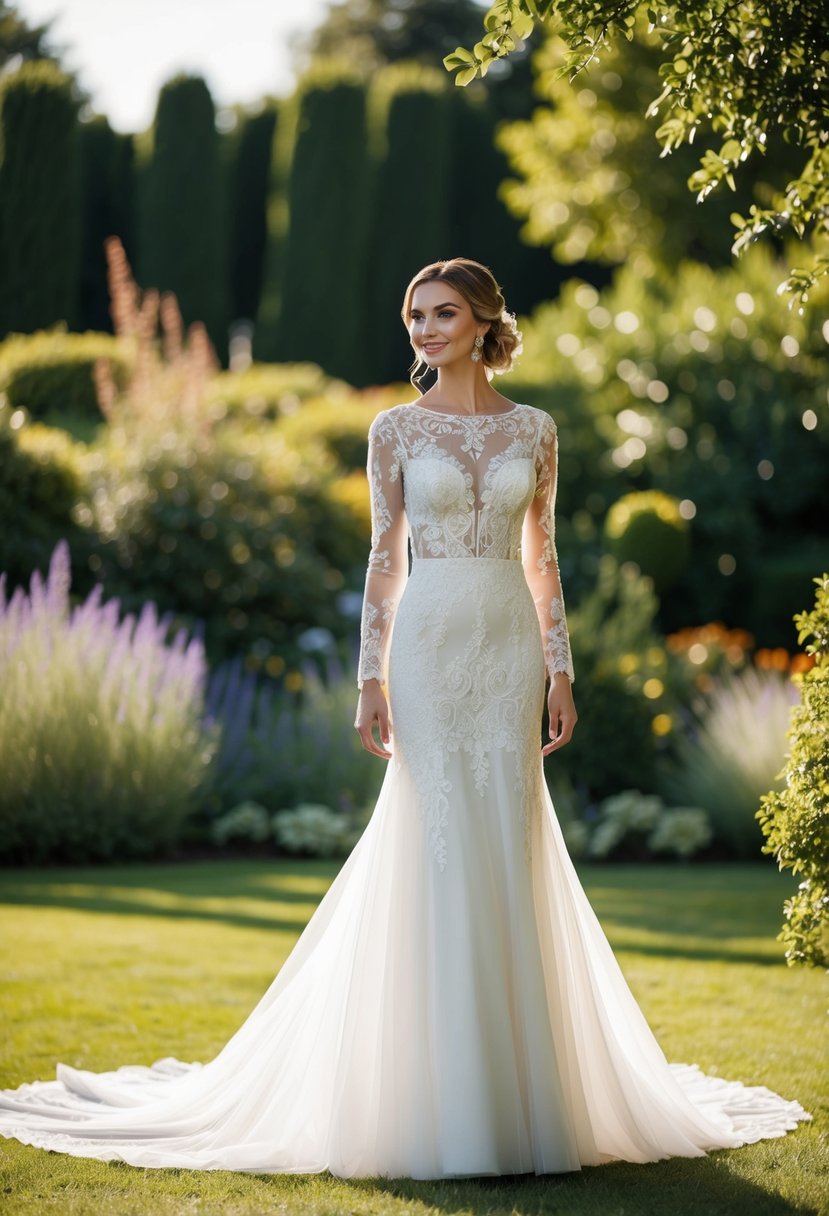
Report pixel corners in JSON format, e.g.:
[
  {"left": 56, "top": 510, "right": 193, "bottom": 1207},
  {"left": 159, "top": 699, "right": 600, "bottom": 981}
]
[
  {"left": 272, "top": 803, "right": 353, "bottom": 857},
  {"left": 212, "top": 802, "right": 271, "bottom": 845},
  {"left": 648, "top": 808, "right": 712, "bottom": 859}
]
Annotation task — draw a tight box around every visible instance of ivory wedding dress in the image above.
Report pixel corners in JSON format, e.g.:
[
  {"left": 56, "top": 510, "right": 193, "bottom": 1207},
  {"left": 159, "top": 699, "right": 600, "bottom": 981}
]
[{"left": 0, "top": 401, "right": 811, "bottom": 1177}]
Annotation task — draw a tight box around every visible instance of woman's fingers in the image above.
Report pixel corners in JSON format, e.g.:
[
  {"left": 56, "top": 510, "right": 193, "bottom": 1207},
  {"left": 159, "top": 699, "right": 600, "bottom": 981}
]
[
  {"left": 541, "top": 706, "right": 577, "bottom": 755},
  {"left": 355, "top": 713, "right": 392, "bottom": 759}
]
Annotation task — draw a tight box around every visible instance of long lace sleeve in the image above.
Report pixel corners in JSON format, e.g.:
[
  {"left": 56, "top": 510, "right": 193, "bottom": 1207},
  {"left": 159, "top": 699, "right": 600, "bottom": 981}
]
[
  {"left": 357, "top": 411, "right": 408, "bottom": 688},
  {"left": 522, "top": 412, "right": 575, "bottom": 684}
]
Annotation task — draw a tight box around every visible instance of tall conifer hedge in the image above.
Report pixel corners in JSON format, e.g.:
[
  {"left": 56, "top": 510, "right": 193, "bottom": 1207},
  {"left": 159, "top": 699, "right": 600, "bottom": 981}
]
[
  {"left": 137, "top": 74, "right": 228, "bottom": 362},
  {"left": 78, "top": 115, "right": 136, "bottom": 333},
  {"left": 0, "top": 61, "right": 81, "bottom": 338},
  {"left": 227, "top": 102, "right": 279, "bottom": 326},
  {"left": 256, "top": 66, "right": 370, "bottom": 384},
  {"left": 363, "top": 64, "right": 452, "bottom": 387}
]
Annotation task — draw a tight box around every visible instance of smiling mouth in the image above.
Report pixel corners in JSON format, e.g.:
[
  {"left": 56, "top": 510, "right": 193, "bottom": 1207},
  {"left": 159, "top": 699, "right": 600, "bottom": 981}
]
[{"left": 422, "top": 343, "right": 448, "bottom": 354}]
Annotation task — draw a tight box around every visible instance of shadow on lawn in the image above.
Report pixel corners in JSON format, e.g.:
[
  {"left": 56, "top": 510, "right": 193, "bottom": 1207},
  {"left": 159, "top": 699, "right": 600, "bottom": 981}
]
[
  {"left": 341, "top": 1152, "right": 818, "bottom": 1216},
  {"left": 0, "top": 860, "right": 790, "bottom": 966}
]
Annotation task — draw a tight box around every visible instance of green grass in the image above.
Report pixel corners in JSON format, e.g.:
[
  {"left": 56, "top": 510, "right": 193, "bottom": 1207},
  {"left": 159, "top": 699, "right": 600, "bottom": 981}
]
[{"left": 0, "top": 861, "right": 825, "bottom": 1216}]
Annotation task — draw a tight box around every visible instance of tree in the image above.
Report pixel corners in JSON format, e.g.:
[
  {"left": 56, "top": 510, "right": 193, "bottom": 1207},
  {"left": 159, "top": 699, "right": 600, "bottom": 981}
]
[
  {"left": 444, "top": 1, "right": 829, "bottom": 304},
  {"left": 362, "top": 63, "right": 453, "bottom": 385},
  {"left": 255, "top": 67, "right": 371, "bottom": 382},
  {"left": 497, "top": 30, "right": 802, "bottom": 273},
  {"left": 137, "top": 74, "right": 228, "bottom": 363},
  {"left": 296, "top": 0, "right": 489, "bottom": 74},
  {"left": 225, "top": 101, "right": 280, "bottom": 326},
  {"left": 0, "top": 0, "right": 61, "bottom": 69},
  {"left": 0, "top": 60, "right": 82, "bottom": 336},
  {"left": 77, "top": 116, "right": 137, "bottom": 333}
]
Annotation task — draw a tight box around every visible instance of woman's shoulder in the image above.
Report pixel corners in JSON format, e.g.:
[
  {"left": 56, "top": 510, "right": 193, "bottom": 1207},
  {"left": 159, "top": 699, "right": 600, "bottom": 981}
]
[
  {"left": 517, "top": 403, "right": 557, "bottom": 435},
  {"left": 367, "top": 403, "right": 412, "bottom": 441}
]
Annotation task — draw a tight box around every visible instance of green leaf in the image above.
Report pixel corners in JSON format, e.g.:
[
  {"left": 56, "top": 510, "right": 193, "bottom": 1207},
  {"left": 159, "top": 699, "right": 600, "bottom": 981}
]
[
  {"left": 442, "top": 47, "right": 476, "bottom": 70},
  {"left": 456, "top": 65, "right": 481, "bottom": 87},
  {"left": 512, "top": 12, "right": 535, "bottom": 40}
]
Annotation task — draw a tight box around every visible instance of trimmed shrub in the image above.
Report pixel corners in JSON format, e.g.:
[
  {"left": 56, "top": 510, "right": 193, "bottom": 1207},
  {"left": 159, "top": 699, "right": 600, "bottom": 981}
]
[
  {"left": 0, "top": 328, "right": 128, "bottom": 424},
  {"left": 0, "top": 541, "right": 216, "bottom": 863},
  {"left": 206, "top": 362, "right": 346, "bottom": 424},
  {"left": 0, "top": 399, "right": 88, "bottom": 595},
  {"left": 757, "top": 574, "right": 829, "bottom": 967},
  {"left": 604, "top": 489, "right": 690, "bottom": 593},
  {"left": 274, "top": 394, "right": 385, "bottom": 472}
]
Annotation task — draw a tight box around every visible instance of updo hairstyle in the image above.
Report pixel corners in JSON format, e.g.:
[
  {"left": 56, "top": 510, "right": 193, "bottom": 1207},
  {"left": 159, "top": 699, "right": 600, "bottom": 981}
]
[{"left": 401, "top": 257, "right": 523, "bottom": 389}]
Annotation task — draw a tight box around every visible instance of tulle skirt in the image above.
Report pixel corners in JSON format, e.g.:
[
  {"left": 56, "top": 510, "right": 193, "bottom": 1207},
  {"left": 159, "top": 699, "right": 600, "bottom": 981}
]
[{"left": 0, "top": 558, "right": 811, "bottom": 1176}]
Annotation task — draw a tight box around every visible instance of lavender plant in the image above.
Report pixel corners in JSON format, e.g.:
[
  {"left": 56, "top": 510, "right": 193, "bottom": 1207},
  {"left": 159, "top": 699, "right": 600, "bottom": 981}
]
[
  {"left": 0, "top": 541, "right": 217, "bottom": 862},
  {"left": 203, "top": 657, "right": 382, "bottom": 822}
]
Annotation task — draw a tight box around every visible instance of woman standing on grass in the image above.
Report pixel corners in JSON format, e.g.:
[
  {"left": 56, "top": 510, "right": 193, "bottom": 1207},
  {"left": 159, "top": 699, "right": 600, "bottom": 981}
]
[{"left": 0, "top": 258, "right": 811, "bottom": 1178}]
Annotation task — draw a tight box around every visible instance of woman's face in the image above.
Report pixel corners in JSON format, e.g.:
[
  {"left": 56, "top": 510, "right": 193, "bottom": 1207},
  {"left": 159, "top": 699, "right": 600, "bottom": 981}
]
[{"left": 407, "top": 281, "right": 487, "bottom": 370}]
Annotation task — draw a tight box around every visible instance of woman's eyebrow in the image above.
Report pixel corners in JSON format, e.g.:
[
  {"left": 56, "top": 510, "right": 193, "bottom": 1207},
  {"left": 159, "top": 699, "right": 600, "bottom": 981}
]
[{"left": 412, "top": 302, "right": 459, "bottom": 312}]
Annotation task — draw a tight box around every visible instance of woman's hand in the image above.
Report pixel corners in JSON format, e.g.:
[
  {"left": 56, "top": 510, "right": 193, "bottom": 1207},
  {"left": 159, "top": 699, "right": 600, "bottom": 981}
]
[
  {"left": 542, "top": 672, "right": 577, "bottom": 756},
  {"left": 354, "top": 679, "right": 393, "bottom": 759}
]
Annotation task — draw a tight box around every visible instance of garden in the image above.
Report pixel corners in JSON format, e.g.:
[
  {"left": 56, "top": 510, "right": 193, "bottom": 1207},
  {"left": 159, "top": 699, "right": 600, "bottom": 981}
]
[{"left": 0, "top": 0, "right": 827, "bottom": 1209}]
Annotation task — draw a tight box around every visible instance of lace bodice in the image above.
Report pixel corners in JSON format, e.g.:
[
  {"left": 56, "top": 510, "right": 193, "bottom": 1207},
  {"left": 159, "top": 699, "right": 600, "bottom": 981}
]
[{"left": 357, "top": 402, "right": 575, "bottom": 688}]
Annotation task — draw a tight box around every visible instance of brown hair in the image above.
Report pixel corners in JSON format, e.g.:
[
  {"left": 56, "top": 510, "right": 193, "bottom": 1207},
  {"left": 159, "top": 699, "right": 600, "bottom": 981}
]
[{"left": 401, "top": 257, "right": 523, "bottom": 390}]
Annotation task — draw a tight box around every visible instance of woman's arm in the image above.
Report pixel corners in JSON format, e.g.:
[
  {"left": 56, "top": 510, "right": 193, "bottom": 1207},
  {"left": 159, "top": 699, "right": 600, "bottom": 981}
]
[
  {"left": 355, "top": 412, "right": 408, "bottom": 758},
  {"left": 522, "top": 413, "right": 577, "bottom": 753}
]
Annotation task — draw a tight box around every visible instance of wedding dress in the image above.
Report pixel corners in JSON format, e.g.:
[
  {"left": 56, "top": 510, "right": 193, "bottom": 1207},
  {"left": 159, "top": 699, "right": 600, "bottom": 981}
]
[{"left": 0, "top": 401, "right": 811, "bottom": 1178}]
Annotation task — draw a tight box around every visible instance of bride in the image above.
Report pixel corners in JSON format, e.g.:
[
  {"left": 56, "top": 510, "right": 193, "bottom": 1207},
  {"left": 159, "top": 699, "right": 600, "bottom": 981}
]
[{"left": 0, "top": 258, "right": 811, "bottom": 1178}]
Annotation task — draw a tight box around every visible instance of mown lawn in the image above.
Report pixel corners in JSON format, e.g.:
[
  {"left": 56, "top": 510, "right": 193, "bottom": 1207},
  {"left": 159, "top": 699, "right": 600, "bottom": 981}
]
[{"left": 0, "top": 861, "right": 825, "bottom": 1216}]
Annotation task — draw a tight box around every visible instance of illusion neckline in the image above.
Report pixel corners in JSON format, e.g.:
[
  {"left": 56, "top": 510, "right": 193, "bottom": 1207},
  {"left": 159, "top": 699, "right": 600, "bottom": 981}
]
[{"left": 408, "top": 401, "right": 523, "bottom": 419}]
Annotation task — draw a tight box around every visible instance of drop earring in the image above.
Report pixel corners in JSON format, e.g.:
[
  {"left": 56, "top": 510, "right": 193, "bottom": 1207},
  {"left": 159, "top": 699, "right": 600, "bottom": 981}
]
[{"left": 471, "top": 335, "right": 484, "bottom": 363}]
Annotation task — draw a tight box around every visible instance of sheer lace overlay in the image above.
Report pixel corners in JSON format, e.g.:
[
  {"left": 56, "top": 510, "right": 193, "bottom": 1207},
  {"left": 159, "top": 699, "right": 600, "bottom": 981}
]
[{"left": 357, "top": 403, "right": 575, "bottom": 688}]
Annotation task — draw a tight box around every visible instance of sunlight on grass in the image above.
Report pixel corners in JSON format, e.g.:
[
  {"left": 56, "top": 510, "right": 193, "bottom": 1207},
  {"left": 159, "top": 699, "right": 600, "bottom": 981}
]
[{"left": 0, "top": 861, "right": 826, "bottom": 1216}]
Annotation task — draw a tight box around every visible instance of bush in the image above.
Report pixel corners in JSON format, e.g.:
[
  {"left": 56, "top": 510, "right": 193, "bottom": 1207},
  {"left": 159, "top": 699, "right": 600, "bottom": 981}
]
[
  {"left": 272, "top": 803, "right": 361, "bottom": 858},
  {"left": 211, "top": 802, "right": 271, "bottom": 846},
  {"left": 659, "top": 666, "right": 798, "bottom": 858},
  {"left": 79, "top": 417, "right": 359, "bottom": 666},
  {"left": 553, "top": 555, "right": 683, "bottom": 801},
  {"left": 274, "top": 391, "right": 402, "bottom": 473},
  {"left": 0, "top": 399, "right": 89, "bottom": 596},
  {"left": 0, "top": 541, "right": 216, "bottom": 863},
  {"left": 585, "top": 790, "right": 712, "bottom": 862},
  {"left": 202, "top": 658, "right": 383, "bottom": 822},
  {"left": 0, "top": 328, "right": 128, "bottom": 424},
  {"left": 757, "top": 574, "right": 829, "bottom": 968},
  {"left": 502, "top": 245, "right": 829, "bottom": 644},
  {"left": 75, "top": 238, "right": 373, "bottom": 667},
  {"left": 604, "top": 489, "right": 690, "bottom": 593},
  {"left": 207, "top": 362, "right": 344, "bottom": 424}
]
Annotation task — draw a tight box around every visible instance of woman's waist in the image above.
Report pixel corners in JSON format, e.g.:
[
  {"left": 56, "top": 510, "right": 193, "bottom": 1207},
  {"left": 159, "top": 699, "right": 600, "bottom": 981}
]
[
  {"left": 406, "top": 555, "right": 530, "bottom": 588},
  {"left": 410, "top": 555, "right": 524, "bottom": 567}
]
